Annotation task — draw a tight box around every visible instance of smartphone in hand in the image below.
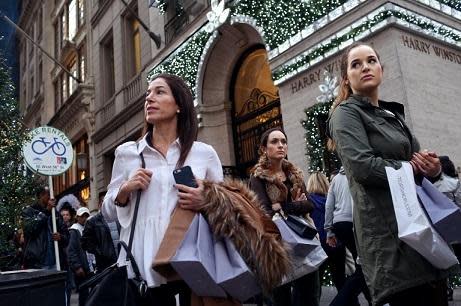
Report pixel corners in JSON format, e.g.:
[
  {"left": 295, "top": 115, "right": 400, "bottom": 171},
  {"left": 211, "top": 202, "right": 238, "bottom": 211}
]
[{"left": 173, "top": 166, "right": 198, "bottom": 188}]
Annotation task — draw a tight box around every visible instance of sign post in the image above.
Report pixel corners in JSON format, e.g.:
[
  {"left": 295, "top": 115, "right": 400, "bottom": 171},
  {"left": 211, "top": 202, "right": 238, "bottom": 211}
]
[{"left": 22, "top": 127, "right": 74, "bottom": 271}]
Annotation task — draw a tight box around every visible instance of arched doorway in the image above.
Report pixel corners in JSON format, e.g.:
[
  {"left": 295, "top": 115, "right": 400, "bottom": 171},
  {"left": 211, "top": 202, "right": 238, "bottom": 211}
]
[{"left": 231, "top": 46, "right": 283, "bottom": 177}]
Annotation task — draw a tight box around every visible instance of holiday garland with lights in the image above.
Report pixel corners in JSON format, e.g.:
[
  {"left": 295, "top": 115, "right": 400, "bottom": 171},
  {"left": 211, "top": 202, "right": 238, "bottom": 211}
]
[
  {"left": 148, "top": 0, "right": 461, "bottom": 99},
  {"left": 301, "top": 102, "right": 341, "bottom": 174},
  {"left": 233, "top": 0, "right": 348, "bottom": 50},
  {"left": 273, "top": 7, "right": 461, "bottom": 82},
  {"left": 0, "top": 54, "right": 40, "bottom": 266},
  {"left": 147, "top": 30, "right": 211, "bottom": 96}
]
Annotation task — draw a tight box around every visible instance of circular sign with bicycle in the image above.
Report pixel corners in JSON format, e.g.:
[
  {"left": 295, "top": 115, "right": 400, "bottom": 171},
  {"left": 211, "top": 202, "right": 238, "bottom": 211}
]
[{"left": 22, "top": 126, "right": 74, "bottom": 176}]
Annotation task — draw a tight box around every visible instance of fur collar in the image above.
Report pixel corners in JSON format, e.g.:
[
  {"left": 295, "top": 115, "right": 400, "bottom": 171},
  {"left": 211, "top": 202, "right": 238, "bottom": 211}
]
[{"left": 252, "top": 155, "right": 306, "bottom": 204}]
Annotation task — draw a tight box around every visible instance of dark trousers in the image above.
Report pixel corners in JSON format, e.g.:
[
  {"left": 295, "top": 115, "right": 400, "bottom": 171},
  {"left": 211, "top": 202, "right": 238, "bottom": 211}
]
[
  {"left": 134, "top": 280, "right": 191, "bottom": 306},
  {"left": 271, "top": 271, "right": 320, "bottom": 306},
  {"left": 330, "top": 266, "right": 370, "bottom": 306},
  {"left": 75, "top": 275, "right": 89, "bottom": 306},
  {"left": 330, "top": 222, "right": 372, "bottom": 305},
  {"left": 385, "top": 279, "right": 448, "bottom": 306}
]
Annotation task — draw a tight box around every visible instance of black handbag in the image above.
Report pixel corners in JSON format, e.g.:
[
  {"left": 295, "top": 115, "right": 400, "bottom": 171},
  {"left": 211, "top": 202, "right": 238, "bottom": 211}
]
[
  {"left": 284, "top": 214, "right": 318, "bottom": 240},
  {"left": 80, "top": 151, "right": 147, "bottom": 306}
]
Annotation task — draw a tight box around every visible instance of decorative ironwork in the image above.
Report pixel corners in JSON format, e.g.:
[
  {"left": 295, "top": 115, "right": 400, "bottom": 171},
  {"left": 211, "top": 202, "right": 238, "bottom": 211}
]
[
  {"left": 233, "top": 92, "right": 283, "bottom": 178},
  {"left": 236, "top": 88, "right": 279, "bottom": 117}
]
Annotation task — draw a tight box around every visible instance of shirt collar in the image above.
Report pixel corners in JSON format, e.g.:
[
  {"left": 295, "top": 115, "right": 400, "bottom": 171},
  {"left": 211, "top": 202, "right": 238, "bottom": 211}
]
[{"left": 136, "top": 132, "right": 181, "bottom": 154}]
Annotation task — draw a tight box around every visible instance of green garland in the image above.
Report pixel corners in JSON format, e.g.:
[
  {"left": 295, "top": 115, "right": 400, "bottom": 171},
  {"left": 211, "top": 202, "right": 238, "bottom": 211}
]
[
  {"left": 233, "top": 0, "right": 347, "bottom": 50},
  {"left": 147, "top": 30, "right": 211, "bottom": 96},
  {"left": 147, "top": 1, "right": 461, "bottom": 98},
  {"left": 301, "top": 101, "right": 341, "bottom": 173},
  {"left": 273, "top": 8, "right": 461, "bottom": 82}
]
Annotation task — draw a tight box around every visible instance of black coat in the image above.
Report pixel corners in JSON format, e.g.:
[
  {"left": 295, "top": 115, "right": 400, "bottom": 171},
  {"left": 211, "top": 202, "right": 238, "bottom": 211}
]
[
  {"left": 80, "top": 213, "right": 117, "bottom": 272},
  {"left": 68, "top": 224, "right": 90, "bottom": 274},
  {"left": 21, "top": 203, "right": 69, "bottom": 269}
]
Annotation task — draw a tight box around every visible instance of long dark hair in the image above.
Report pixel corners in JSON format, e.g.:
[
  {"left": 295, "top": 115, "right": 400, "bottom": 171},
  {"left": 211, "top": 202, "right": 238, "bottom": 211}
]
[
  {"left": 142, "top": 73, "right": 198, "bottom": 168},
  {"left": 327, "top": 41, "right": 382, "bottom": 151}
]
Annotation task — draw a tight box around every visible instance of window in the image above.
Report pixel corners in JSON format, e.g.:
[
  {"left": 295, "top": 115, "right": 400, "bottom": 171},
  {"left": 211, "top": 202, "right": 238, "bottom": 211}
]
[
  {"left": 69, "top": 58, "right": 78, "bottom": 95},
  {"left": 68, "top": 0, "right": 77, "bottom": 40},
  {"left": 78, "top": 46, "right": 86, "bottom": 82},
  {"left": 78, "top": 0, "right": 85, "bottom": 27},
  {"left": 28, "top": 26, "right": 34, "bottom": 60},
  {"left": 54, "top": 23, "right": 61, "bottom": 57},
  {"left": 125, "top": 11, "right": 141, "bottom": 78},
  {"left": 37, "top": 8, "right": 43, "bottom": 41},
  {"left": 29, "top": 74, "right": 34, "bottom": 103},
  {"left": 38, "top": 60, "right": 43, "bottom": 89},
  {"left": 62, "top": 11, "right": 68, "bottom": 41},
  {"left": 62, "top": 73, "right": 68, "bottom": 101},
  {"left": 54, "top": 80, "right": 61, "bottom": 111},
  {"left": 101, "top": 32, "right": 115, "bottom": 101}
]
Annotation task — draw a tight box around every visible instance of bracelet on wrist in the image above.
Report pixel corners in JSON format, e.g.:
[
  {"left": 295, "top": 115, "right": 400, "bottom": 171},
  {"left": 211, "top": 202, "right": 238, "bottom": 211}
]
[{"left": 114, "top": 198, "right": 128, "bottom": 207}]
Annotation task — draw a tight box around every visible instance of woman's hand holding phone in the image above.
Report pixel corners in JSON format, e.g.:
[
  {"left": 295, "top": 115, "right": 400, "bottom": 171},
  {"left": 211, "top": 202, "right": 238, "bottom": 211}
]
[{"left": 173, "top": 166, "right": 204, "bottom": 211}]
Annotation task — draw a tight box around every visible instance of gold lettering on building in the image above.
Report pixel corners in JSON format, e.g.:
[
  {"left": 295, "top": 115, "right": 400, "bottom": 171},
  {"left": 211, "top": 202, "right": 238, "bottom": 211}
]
[
  {"left": 401, "top": 35, "right": 461, "bottom": 65},
  {"left": 290, "top": 59, "right": 341, "bottom": 94}
]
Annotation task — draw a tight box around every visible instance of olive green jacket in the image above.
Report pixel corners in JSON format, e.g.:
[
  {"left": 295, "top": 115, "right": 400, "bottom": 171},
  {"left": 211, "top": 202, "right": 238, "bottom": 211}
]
[{"left": 328, "top": 94, "right": 450, "bottom": 305}]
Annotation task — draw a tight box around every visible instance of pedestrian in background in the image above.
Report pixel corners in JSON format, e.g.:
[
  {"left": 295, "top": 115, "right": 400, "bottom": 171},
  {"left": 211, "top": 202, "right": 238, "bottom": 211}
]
[
  {"left": 21, "top": 185, "right": 69, "bottom": 270},
  {"left": 249, "top": 127, "right": 319, "bottom": 306},
  {"left": 306, "top": 172, "right": 339, "bottom": 288},
  {"left": 81, "top": 192, "right": 118, "bottom": 273},
  {"left": 434, "top": 155, "right": 461, "bottom": 301},
  {"left": 68, "top": 207, "right": 92, "bottom": 306},
  {"left": 325, "top": 167, "right": 371, "bottom": 306},
  {"left": 327, "top": 41, "right": 450, "bottom": 306}
]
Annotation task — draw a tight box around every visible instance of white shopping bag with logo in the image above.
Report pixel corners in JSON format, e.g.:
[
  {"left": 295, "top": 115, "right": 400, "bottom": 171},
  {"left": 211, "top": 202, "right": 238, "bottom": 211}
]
[{"left": 385, "top": 163, "right": 458, "bottom": 270}]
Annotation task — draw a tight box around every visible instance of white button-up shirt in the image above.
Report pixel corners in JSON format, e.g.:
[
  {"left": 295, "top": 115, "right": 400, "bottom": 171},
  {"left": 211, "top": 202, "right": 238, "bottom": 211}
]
[{"left": 102, "top": 135, "right": 223, "bottom": 287}]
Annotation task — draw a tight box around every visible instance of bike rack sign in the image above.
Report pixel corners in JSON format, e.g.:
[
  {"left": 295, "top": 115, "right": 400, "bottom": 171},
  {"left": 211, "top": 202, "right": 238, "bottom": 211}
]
[{"left": 22, "top": 127, "right": 74, "bottom": 176}]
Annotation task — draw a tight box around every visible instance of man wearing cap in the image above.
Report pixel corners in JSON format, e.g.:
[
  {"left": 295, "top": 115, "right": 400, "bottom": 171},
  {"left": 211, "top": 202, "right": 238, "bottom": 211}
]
[
  {"left": 21, "top": 185, "right": 69, "bottom": 269},
  {"left": 68, "top": 207, "right": 93, "bottom": 306}
]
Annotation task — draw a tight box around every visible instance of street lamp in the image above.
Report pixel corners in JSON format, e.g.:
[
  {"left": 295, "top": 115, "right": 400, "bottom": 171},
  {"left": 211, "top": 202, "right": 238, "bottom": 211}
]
[{"left": 76, "top": 152, "right": 88, "bottom": 174}]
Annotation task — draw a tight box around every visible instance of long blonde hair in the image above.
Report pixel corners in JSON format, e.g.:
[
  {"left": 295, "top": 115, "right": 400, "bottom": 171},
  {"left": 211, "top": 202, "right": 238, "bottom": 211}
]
[
  {"left": 306, "top": 172, "right": 329, "bottom": 195},
  {"left": 327, "top": 41, "right": 382, "bottom": 151}
]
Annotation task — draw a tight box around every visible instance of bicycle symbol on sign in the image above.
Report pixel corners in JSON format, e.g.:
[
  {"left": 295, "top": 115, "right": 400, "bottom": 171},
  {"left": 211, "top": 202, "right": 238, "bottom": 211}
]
[{"left": 31, "top": 137, "right": 67, "bottom": 156}]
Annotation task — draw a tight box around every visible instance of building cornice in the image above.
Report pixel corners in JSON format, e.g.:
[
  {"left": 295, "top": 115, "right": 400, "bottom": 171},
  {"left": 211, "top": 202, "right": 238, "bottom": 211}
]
[
  {"left": 49, "top": 84, "right": 94, "bottom": 131},
  {"left": 92, "top": 96, "right": 144, "bottom": 143}
]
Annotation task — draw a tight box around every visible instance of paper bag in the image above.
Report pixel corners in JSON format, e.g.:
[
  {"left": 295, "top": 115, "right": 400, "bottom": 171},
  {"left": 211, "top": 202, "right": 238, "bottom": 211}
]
[
  {"left": 214, "top": 238, "right": 260, "bottom": 302},
  {"left": 273, "top": 217, "right": 318, "bottom": 256},
  {"left": 417, "top": 177, "right": 461, "bottom": 244},
  {"left": 170, "top": 214, "right": 226, "bottom": 298},
  {"left": 282, "top": 242, "right": 327, "bottom": 285},
  {"left": 385, "top": 163, "right": 458, "bottom": 269}
]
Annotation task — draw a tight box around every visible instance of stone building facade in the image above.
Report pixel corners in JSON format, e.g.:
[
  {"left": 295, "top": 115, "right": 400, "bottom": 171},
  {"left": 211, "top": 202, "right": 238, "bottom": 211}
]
[
  {"left": 18, "top": 0, "right": 94, "bottom": 207},
  {"left": 18, "top": 0, "right": 461, "bottom": 207}
]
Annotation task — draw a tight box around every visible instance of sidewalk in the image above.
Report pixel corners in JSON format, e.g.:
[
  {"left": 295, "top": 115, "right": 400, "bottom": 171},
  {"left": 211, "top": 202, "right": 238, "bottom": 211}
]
[
  {"left": 319, "top": 286, "right": 461, "bottom": 306},
  {"left": 71, "top": 286, "right": 461, "bottom": 306}
]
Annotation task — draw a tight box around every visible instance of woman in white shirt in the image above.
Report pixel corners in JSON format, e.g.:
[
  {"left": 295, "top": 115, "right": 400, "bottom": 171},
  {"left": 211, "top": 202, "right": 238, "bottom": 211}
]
[{"left": 102, "top": 74, "right": 223, "bottom": 306}]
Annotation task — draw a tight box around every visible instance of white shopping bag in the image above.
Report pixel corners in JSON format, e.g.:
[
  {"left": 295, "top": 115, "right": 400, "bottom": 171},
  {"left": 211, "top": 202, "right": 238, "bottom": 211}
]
[
  {"left": 385, "top": 163, "right": 458, "bottom": 270},
  {"left": 281, "top": 240, "right": 327, "bottom": 285}
]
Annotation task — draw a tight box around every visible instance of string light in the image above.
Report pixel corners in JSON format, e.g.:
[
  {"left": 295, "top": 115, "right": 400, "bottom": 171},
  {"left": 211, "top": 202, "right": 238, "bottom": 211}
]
[
  {"left": 273, "top": 4, "right": 461, "bottom": 84},
  {"left": 0, "top": 56, "right": 40, "bottom": 258},
  {"left": 148, "top": 0, "right": 460, "bottom": 100}
]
